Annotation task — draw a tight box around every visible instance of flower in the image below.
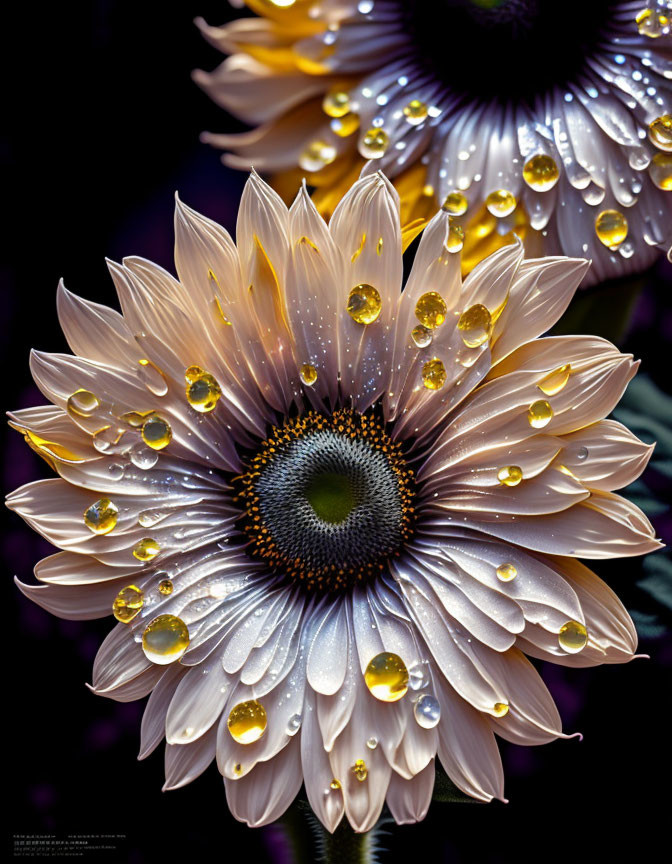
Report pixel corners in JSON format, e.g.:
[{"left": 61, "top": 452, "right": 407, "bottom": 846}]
[
  {"left": 194, "top": 0, "right": 672, "bottom": 284},
  {"left": 7, "top": 171, "right": 661, "bottom": 833}
]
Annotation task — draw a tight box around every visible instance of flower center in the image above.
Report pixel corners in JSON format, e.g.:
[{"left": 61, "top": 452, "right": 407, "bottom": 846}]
[
  {"left": 403, "top": 0, "right": 616, "bottom": 102},
  {"left": 237, "top": 410, "right": 415, "bottom": 591}
]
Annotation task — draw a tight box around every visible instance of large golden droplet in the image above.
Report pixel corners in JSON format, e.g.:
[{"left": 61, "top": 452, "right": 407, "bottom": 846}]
[
  {"left": 422, "top": 357, "right": 447, "bottom": 390},
  {"left": 457, "top": 304, "right": 492, "bottom": 348},
  {"left": 185, "top": 367, "right": 222, "bottom": 413},
  {"left": 227, "top": 700, "right": 268, "bottom": 744},
  {"left": 411, "top": 324, "right": 433, "bottom": 348},
  {"left": 330, "top": 778, "right": 341, "bottom": 790},
  {"left": 558, "top": 620, "right": 588, "bottom": 653},
  {"left": 141, "top": 414, "right": 172, "bottom": 450},
  {"left": 492, "top": 702, "right": 509, "bottom": 717},
  {"left": 648, "top": 114, "right": 672, "bottom": 151},
  {"left": 595, "top": 210, "right": 628, "bottom": 249},
  {"left": 486, "top": 189, "right": 517, "bottom": 217},
  {"left": 67, "top": 389, "right": 100, "bottom": 418},
  {"left": 158, "top": 579, "right": 173, "bottom": 595},
  {"left": 496, "top": 563, "right": 517, "bottom": 582},
  {"left": 442, "top": 191, "right": 468, "bottom": 216},
  {"left": 331, "top": 112, "right": 360, "bottom": 138},
  {"left": 360, "top": 128, "right": 389, "bottom": 159},
  {"left": 446, "top": 221, "right": 465, "bottom": 253},
  {"left": 300, "top": 364, "right": 318, "bottom": 386},
  {"left": 403, "top": 98, "right": 428, "bottom": 125},
  {"left": 537, "top": 364, "right": 571, "bottom": 396},
  {"left": 649, "top": 153, "right": 672, "bottom": 190},
  {"left": 528, "top": 399, "right": 554, "bottom": 429},
  {"left": 133, "top": 537, "right": 160, "bottom": 562},
  {"left": 498, "top": 465, "right": 523, "bottom": 487},
  {"left": 112, "top": 585, "right": 144, "bottom": 623},
  {"left": 83, "top": 497, "right": 118, "bottom": 535},
  {"left": 522, "top": 154, "right": 560, "bottom": 192},
  {"left": 323, "top": 88, "right": 350, "bottom": 118},
  {"left": 142, "top": 614, "right": 190, "bottom": 664},
  {"left": 352, "top": 759, "right": 368, "bottom": 782},
  {"left": 299, "top": 139, "right": 337, "bottom": 172},
  {"left": 364, "top": 652, "right": 409, "bottom": 702},
  {"left": 347, "top": 284, "right": 382, "bottom": 325},
  {"left": 415, "top": 292, "right": 447, "bottom": 329}
]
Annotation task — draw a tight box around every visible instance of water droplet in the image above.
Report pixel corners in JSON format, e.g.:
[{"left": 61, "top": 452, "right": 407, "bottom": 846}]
[
  {"left": 346, "top": 284, "right": 382, "bottom": 324},
  {"left": 185, "top": 367, "right": 222, "bottom": 413},
  {"left": 558, "top": 620, "right": 588, "bottom": 653},
  {"left": 158, "top": 579, "right": 173, "bottom": 595},
  {"left": 300, "top": 364, "right": 318, "bottom": 386},
  {"left": 323, "top": 88, "right": 350, "bottom": 118},
  {"left": 133, "top": 537, "right": 160, "bottom": 561},
  {"left": 330, "top": 778, "right": 341, "bottom": 790},
  {"left": 498, "top": 465, "right": 523, "bottom": 487},
  {"left": 112, "top": 585, "right": 144, "bottom": 623},
  {"left": 138, "top": 359, "right": 168, "bottom": 397},
  {"left": 522, "top": 154, "right": 559, "bottom": 191},
  {"left": 138, "top": 509, "right": 168, "bottom": 528},
  {"left": 496, "top": 563, "right": 517, "bottom": 582},
  {"left": 456, "top": 346, "right": 481, "bottom": 367},
  {"left": 422, "top": 357, "right": 447, "bottom": 390},
  {"left": 403, "top": 98, "right": 428, "bottom": 125},
  {"left": 528, "top": 399, "right": 554, "bottom": 429},
  {"left": 408, "top": 660, "right": 429, "bottom": 691},
  {"left": 457, "top": 304, "right": 492, "bottom": 348},
  {"left": 649, "top": 152, "right": 672, "bottom": 189},
  {"left": 364, "top": 652, "right": 409, "bottom": 702},
  {"left": 486, "top": 189, "right": 516, "bottom": 217},
  {"left": 576, "top": 446, "right": 589, "bottom": 461},
  {"left": 411, "top": 324, "right": 433, "bottom": 348},
  {"left": 492, "top": 702, "right": 509, "bottom": 717},
  {"left": 537, "top": 364, "right": 570, "bottom": 396},
  {"left": 442, "top": 191, "right": 468, "bottom": 215},
  {"left": 67, "top": 389, "right": 100, "bottom": 418},
  {"left": 359, "top": 128, "right": 389, "bottom": 159},
  {"left": 595, "top": 209, "right": 628, "bottom": 249},
  {"left": 129, "top": 445, "right": 159, "bottom": 470},
  {"left": 299, "top": 139, "right": 337, "bottom": 172},
  {"left": 227, "top": 700, "right": 268, "bottom": 744},
  {"left": 107, "top": 463, "right": 124, "bottom": 481},
  {"left": 331, "top": 112, "right": 360, "bottom": 137},
  {"left": 446, "top": 221, "right": 465, "bottom": 252},
  {"left": 414, "top": 693, "right": 441, "bottom": 729},
  {"left": 636, "top": 8, "right": 670, "bottom": 39},
  {"left": 286, "top": 713, "right": 302, "bottom": 736},
  {"left": 366, "top": 736, "right": 378, "bottom": 749},
  {"left": 83, "top": 497, "right": 118, "bottom": 534},
  {"left": 415, "top": 292, "right": 447, "bottom": 329},
  {"left": 142, "top": 614, "right": 190, "bottom": 664},
  {"left": 141, "top": 414, "right": 172, "bottom": 450},
  {"left": 351, "top": 759, "right": 368, "bottom": 782}
]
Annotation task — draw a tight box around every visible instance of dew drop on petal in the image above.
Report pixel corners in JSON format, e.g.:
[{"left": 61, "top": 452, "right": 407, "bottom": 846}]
[
  {"left": 649, "top": 153, "right": 672, "bottom": 189},
  {"left": 414, "top": 693, "right": 441, "bottom": 729},
  {"left": 330, "top": 778, "right": 341, "bottom": 790},
  {"left": 528, "top": 399, "right": 554, "bottom": 428},
  {"left": 130, "top": 445, "right": 160, "bottom": 470},
  {"left": 83, "top": 497, "right": 118, "bottom": 534},
  {"left": 446, "top": 221, "right": 465, "bottom": 252},
  {"left": 142, "top": 614, "right": 190, "bottom": 664},
  {"left": 300, "top": 364, "right": 318, "bottom": 386},
  {"left": 346, "top": 284, "right": 382, "bottom": 324},
  {"left": 415, "top": 292, "right": 447, "bottom": 329},
  {"left": 442, "top": 191, "right": 468, "bottom": 215},
  {"left": 457, "top": 304, "right": 492, "bottom": 348},
  {"left": 141, "top": 414, "right": 172, "bottom": 451},
  {"left": 411, "top": 324, "right": 433, "bottom": 348},
  {"left": 558, "top": 620, "right": 588, "bottom": 653},
  {"left": 158, "top": 579, "right": 173, "bottom": 595},
  {"left": 323, "top": 88, "right": 350, "bottom": 118},
  {"left": 422, "top": 357, "right": 447, "bottom": 390},
  {"left": 364, "top": 652, "right": 409, "bottom": 702},
  {"left": 299, "top": 139, "right": 337, "bottom": 172},
  {"left": 227, "top": 700, "right": 268, "bottom": 744},
  {"left": 403, "top": 98, "right": 428, "bottom": 124},
  {"left": 537, "top": 364, "right": 570, "bottom": 396},
  {"left": 133, "top": 537, "right": 160, "bottom": 561},
  {"left": 498, "top": 465, "right": 523, "bottom": 486},
  {"left": 486, "top": 189, "right": 517, "bottom": 217},
  {"left": 359, "top": 128, "right": 389, "bottom": 159},
  {"left": 595, "top": 209, "right": 628, "bottom": 249},
  {"left": 493, "top": 702, "right": 509, "bottom": 717},
  {"left": 408, "top": 660, "right": 429, "bottom": 691},
  {"left": 366, "top": 736, "right": 378, "bottom": 749},
  {"left": 286, "top": 713, "right": 302, "bottom": 736},
  {"left": 185, "top": 368, "right": 222, "bottom": 413},
  {"left": 331, "top": 112, "right": 360, "bottom": 137},
  {"left": 522, "top": 154, "right": 560, "bottom": 191},
  {"left": 496, "top": 563, "right": 518, "bottom": 582},
  {"left": 351, "top": 759, "right": 368, "bottom": 781},
  {"left": 576, "top": 446, "right": 589, "bottom": 461},
  {"left": 648, "top": 115, "right": 672, "bottom": 151},
  {"left": 67, "top": 389, "right": 100, "bottom": 418},
  {"left": 112, "top": 585, "right": 144, "bottom": 623}
]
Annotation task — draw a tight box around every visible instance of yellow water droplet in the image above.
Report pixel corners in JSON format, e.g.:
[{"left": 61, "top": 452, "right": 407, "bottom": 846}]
[
  {"left": 330, "top": 778, "right": 342, "bottom": 790},
  {"left": 323, "top": 89, "right": 350, "bottom": 118},
  {"left": 121, "top": 411, "right": 151, "bottom": 428},
  {"left": 422, "top": 357, "right": 447, "bottom": 390},
  {"left": 142, "top": 614, "right": 190, "bottom": 664},
  {"left": 457, "top": 304, "right": 492, "bottom": 348},
  {"left": 331, "top": 112, "right": 360, "bottom": 137},
  {"left": 537, "top": 364, "right": 571, "bottom": 396},
  {"left": 300, "top": 363, "right": 318, "bottom": 386},
  {"left": 185, "top": 368, "right": 222, "bottom": 413},
  {"left": 522, "top": 154, "right": 560, "bottom": 192},
  {"left": 497, "top": 465, "right": 523, "bottom": 487},
  {"left": 112, "top": 584, "right": 144, "bottom": 623},
  {"left": 648, "top": 114, "right": 672, "bottom": 151},
  {"left": 364, "top": 652, "right": 409, "bottom": 702},
  {"left": 347, "top": 284, "right": 382, "bottom": 324},
  {"left": 446, "top": 221, "right": 465, "bottom": 252},
  {"left": 411, "top": 324, "right": 433, "bottom": 348},
  {"left": 442, "top": 191, "right": 468, "bottom": 215},
  {"left": 299, "top": 139, "right": 337, "bottom": 172},
  {"left": 227, "top": 700, "right": 268, "bottom": 744},
  {"left": 527, "top": 399, "right": 554, "bottom": 429},
  {"left": 649, "top": 152, "right": 672, "bottom": 190},
  {"left": 496, "top": 563, "right": 517, "bottom": 582},
  {"left": 67, "top": 389, "right": 100, "bottom": 417},
  {"left": 141, "top": 414, "right": 172, "bottom": 450},
  {"left": 233, "top": 763, "right": 243, "bottom": 776},
  {"left": 403, "top": 98, "right": 428, "bottom": 124},
  {"left": 415, "top": 292, "right": 447, "bottom": 329},
  {"left": 493, "top": 702, "right": 509, "bottom": 717},
  {"left": 486, "top": 189, "right": 517, "bottom": 217},
  {"left": 352, "top": 759, "right": 368, "bottom": 782},
  {"left": 83, "top": 497, "right": 118, "bottom": 535},
  {"left": 133, "top": 537, "right": 160, "bottom": 562},
  {"left": 158, "top": 579, "right": 173, "bottom": 595},
  {"left": 558, "top": 620, "right": 588, "bottom": 653},
  {"left": 360, "top": 128, "right": 389, "bottom": 159},
  {"left": 595, "top": 209, "right": 628, "bottom": 249},
  {"left": 636, "top": 7, "right": 670, "bottom": 38}
]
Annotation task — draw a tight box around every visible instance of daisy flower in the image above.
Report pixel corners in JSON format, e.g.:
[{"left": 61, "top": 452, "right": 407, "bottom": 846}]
[
  {"left": 7, "top": 171, "right": 661, "bottom": 833},
  {"left": 194, "top": 0, "right": 672, "bottom": 283}
]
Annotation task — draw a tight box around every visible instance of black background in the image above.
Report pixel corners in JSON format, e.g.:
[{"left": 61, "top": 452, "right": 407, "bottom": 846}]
[{"left": 3, "top": 3, "right": 670, "bottom": 862}]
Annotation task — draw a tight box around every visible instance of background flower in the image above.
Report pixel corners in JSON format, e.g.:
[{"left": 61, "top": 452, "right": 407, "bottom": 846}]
[{"left": 195, "top": 0, "right": 672, "bottom": 282}]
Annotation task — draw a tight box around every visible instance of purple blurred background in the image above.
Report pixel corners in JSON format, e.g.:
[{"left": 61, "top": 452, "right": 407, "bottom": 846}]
[{"left": 3, "top": 2, "right": 670, "bottom": 861}]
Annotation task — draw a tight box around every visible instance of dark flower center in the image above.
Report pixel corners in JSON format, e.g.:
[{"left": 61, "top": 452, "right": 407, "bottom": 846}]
[
  {"left": 403, "top": 0, "right": 617, "bottom": 103},
  {"left": 236, "top": 410, "right": 415, "bottom": 591}
]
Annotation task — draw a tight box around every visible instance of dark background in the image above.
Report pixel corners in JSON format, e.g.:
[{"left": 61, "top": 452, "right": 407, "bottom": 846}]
[{"left": 3, "top": 2, "right": 671, "bottom": 862}]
